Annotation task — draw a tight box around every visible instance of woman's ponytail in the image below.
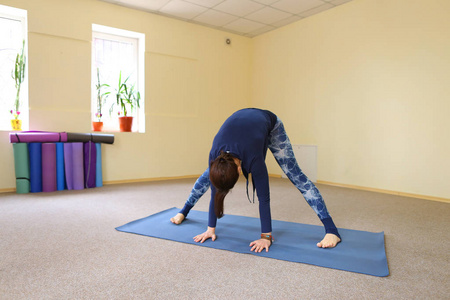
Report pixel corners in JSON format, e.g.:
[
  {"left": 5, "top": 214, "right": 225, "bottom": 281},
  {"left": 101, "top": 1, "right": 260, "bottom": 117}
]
[
  {"left": 210, "top": 151, "right": 240, "bottom": 218},
  {"left": 214, "top": 190, "right": 227, "bottom": 218}
]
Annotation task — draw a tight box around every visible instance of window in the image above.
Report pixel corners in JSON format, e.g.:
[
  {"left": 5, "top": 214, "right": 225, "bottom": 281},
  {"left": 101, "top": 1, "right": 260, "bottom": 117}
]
[
  {"left": 91, "top": 24, "right": 145, "bottom": 132},
  {"left": 0, "top": 5, "right": 28, "bottom": 131}
]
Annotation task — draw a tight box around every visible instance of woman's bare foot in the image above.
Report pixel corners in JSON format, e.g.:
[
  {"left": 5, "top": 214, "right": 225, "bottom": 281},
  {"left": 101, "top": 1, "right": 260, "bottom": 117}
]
[
  {"left": 170, "top": 213, "right": 185, "bottom": 225},
  {"left": 317, "top": 233, "right": 341, "bottom": 248}
]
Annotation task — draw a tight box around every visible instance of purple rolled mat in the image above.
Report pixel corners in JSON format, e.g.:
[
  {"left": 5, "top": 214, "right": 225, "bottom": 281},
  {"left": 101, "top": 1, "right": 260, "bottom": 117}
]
[
  {"left": 42, "top": 143, "right": 57, "bottom": 192},
  {"left": 9, "top": 131, "right": 68, "bottom": 143},
  {"left": 72, "top": 143, "right": 84, "bottom": 190},
  {"left": 84, "top": 141, "right": 96, "bottom": 188},
  {"left": 64, "top": 143, "right": 74, "bottom": 190}
]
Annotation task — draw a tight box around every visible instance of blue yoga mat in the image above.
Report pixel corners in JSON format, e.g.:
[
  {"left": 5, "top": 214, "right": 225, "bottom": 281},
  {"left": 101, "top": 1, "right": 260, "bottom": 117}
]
[
  {"left": 28, "top": 143, "right": 42, "bottom": 193},
  {"left": 95, "top": 143, "right": 103, "bottom": 187},
  {"left": 116, "top": 207, "right": 389, "bottom": 277},
  {"left": 56, "top": 143, "right": 66, "bottom": 191}
]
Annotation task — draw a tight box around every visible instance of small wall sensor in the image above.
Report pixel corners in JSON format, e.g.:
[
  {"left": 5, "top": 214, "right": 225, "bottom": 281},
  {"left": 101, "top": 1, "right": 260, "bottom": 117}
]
[{"left": 225, "top": 38, "right": 231, "bottom": 45}]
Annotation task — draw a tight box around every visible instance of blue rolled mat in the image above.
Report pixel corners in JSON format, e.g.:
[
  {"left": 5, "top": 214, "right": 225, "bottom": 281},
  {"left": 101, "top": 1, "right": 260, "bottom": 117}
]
[
  {"left": 28, "top": 143, "right": 42, "bottom": 193},
  {"left": 56, "top": 143, "right": 66, "bottom": 190},
  {"left": 95, "top": 143, "right": 103, "bottom": 187},
  {"left": 64, "top": 143, "right": 74, "bottom": 190},
  {"left": 83, "top": 141, "right": 96, "bottom": 188},
  {"left": 116, "top": 207, "right": 389, "bottom": 277}
]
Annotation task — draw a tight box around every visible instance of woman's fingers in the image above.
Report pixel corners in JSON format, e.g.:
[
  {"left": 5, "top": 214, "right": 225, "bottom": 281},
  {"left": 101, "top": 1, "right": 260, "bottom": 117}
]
[
  {"left": 193, "top": 231, "right": 216, "bottom": 243},
  {"left": 193, "top": 234, "right": 204, "bottom": 243},
  {"left": 249, "top": 239, "right": 270, "bottom": 252}
]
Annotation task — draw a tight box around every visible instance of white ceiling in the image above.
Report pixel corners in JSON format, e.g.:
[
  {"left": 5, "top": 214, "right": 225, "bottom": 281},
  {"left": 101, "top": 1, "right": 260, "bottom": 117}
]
[{"left": 100, "top": 0, "right": 354, "bottom": 38}]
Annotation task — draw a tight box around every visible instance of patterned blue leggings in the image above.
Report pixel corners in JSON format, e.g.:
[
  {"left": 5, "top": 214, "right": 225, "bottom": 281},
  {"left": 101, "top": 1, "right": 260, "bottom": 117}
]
[
  {"left": 185, "top": 168, "right": 210, "bottom": 207},
  {"left": 183, "top": 118, "right": 330, "bottom": 220},
  {"left": 268, "top": 118, "right": 330, "bottom": 220}
]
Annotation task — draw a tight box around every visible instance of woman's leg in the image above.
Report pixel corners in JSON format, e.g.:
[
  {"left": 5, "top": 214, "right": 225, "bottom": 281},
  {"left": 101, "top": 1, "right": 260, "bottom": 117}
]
[
  {"left": 268, "top": 118, "right": 341, "bottom": 245},
  {"left": 171, "top": 168, "right": 211, "bottom": 224}
]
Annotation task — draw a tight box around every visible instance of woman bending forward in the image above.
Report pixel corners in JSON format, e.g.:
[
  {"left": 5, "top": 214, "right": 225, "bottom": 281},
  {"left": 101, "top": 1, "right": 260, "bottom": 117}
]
[{"left": 171, "top": 108, "right": 341, "bottom": 252}]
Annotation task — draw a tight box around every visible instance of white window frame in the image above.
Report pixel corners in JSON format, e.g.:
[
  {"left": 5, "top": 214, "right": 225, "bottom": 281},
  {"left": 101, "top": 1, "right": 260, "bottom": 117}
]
[
  {"left": 91, "top": 24, "right": 145, "bottom": 133},
  {"left": 0, "top": 4, "right": 28, "bottom": 131}
]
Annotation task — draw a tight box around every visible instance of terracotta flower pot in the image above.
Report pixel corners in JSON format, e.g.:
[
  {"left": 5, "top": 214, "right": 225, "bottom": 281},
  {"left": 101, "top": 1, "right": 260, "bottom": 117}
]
[
  {"left": 92, "top": 121, "right": 103, "bottom": 132},
  {"left": 119, "top": 116, "right": 133, "bottom": 132},
  {"left": 11, "top": 119, "right": 22, "bottom": 131}
]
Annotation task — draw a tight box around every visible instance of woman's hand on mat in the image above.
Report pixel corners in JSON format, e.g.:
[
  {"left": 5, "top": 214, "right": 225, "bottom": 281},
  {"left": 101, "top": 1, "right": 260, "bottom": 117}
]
[
  {"left": 250, "top": 239, "right": 271, "bottom": 253},
  {"left": 170, "top": 213, "right": 185, "bottom": 225},
  {"left": 317, "top": 233, "right": 341, "bottom": 248},
  {"left": 194, "top": 227, "right": 216, "bottom": 243}
]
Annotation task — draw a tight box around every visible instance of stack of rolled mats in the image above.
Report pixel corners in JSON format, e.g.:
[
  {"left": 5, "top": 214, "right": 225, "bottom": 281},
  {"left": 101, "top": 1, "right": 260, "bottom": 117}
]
[{"left": 10, "top": 131, "right": 114, "bottom": 194}]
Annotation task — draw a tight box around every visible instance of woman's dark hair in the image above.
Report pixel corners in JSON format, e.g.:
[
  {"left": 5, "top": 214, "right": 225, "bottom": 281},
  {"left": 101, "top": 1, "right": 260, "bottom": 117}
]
[{"left": 209, "top": 151, "right": 240, "bottom": 219}]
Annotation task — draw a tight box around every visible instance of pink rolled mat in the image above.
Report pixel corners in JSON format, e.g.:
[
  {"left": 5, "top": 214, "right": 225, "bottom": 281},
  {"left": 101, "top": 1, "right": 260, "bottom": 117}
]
[
  {"left": 72, "top": 143, "right": 84, "bottom": 190},
  {"left": 9, "top": 131, "right": 68, "bottom": 143},
  {"left": 63, "top": 143, "right": 74, "bottom": 190},
  {"left": 9, "top": 131, "right": 114, "bottom": 144},
  {"left": 42, "top": 143, "right": 57, "bottom": 192}
]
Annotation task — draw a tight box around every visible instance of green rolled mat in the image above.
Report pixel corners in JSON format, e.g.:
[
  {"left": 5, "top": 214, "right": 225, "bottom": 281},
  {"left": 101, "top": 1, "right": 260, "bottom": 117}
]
[{"left": 13, "top": 143, "right": 30, "bottom": 194}]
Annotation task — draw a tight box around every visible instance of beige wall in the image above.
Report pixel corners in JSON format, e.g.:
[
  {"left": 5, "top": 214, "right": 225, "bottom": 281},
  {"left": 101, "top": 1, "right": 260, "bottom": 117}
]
[
  {"left": 1, "top": 0, "right": 449, "bottom": 200},
  {"left": 0, "top": 0, "right": 252, "bottom": 190},
  {"left": 252, "top": 0, "right": 450, "bottom": 199}
]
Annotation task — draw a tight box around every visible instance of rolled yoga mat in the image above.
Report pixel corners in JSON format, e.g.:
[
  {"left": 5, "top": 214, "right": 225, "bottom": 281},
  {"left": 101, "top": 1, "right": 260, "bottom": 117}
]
[
  {"left": 13, "top": 143, "right": 30, "bottom": 194},
  {"left": 56, "top": 143, "right": 66, "bottom": 191},
  {"left": 84, "top": 141, "right": 96, "bottom": 188},
  {"left": 95, "top": 143, "right": 103, "bottom": 187},
  {"left": 42, "top": 143, "right": 57, "bottom": 192},
  {"left": 9, "top": 131, "right": 68, "bottom": 143},
  {"left": 28, "top": 143, "right": 42, "bottom": 193},
  {"left": 72, "top": 143, "right": 85, "bottom": 190},
  {"left": 64, "top": 143, "right": 74, "bottom": 190},
  {"left": 64, "top": 143, "right": 84, "bottom": 190},
  {"left": 116, "top": 207, "right": 390, "bottom": 277},
  {"left": 66, "top": 132, "right": 114, "bottom": 144}
]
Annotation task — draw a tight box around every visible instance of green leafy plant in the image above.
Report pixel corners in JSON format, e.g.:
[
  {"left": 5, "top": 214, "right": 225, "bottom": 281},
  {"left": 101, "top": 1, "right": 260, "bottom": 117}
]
[
  {"left": 10, "top": 40, "right": 26, "bottom": 120},
  {"left": 95, "top": 68, "right": 110, "bottom": 122},
  {"left": 111, "top": 71, "right": 140, "bottom": 117}
]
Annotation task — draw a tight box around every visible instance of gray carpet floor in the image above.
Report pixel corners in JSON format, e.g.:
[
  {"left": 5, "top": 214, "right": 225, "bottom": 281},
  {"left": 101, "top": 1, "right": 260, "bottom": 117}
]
[{"left": 0, "top": 178, "right": 449, "bottom": 299}]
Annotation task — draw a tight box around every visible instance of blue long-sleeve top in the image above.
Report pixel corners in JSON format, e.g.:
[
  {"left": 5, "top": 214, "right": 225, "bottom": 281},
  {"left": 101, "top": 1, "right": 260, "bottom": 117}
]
[{"left": 208, "top": 108, "right": 278, "bottom": 233}]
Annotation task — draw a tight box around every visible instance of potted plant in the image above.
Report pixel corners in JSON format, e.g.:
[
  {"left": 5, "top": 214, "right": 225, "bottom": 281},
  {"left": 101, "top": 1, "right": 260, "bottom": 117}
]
[
  {"left": 112, "top": 71, "right": 140, "bottom": 132},
  {"left": 10, "top": 40, "right": 26, "bottom": 131},
  {"left": 93, "top": 68, "right": 110, "bottom": 131}
]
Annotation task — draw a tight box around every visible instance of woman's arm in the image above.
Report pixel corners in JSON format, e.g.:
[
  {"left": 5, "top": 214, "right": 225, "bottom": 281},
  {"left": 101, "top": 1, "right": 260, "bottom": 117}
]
[
  {"left": 250, "top": 159, "right": 274, "bottom": 252},
  {"left": 193, "top": 185, "right": 218, "bottom": 243},
  {"left": 252, "top": 160, "right": 272, "bottom": 233}
]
